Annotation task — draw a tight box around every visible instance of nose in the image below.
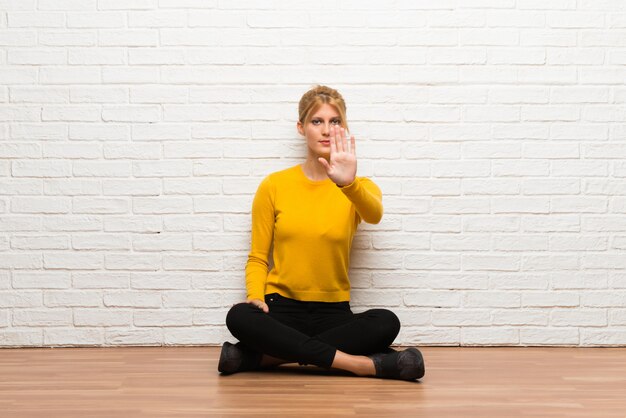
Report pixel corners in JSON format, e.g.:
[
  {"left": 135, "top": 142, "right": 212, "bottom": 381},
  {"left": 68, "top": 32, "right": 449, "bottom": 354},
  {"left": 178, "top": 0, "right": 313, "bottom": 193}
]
[{"left": 322, "top": 123, "right": 330, "bottom": 136}]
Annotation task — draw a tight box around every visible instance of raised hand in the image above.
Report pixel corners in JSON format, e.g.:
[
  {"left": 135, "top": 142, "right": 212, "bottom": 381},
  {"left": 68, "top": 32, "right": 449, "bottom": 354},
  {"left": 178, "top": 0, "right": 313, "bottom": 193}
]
[{"left": 318, "top": 126, "right": 357, "bottom": 187}]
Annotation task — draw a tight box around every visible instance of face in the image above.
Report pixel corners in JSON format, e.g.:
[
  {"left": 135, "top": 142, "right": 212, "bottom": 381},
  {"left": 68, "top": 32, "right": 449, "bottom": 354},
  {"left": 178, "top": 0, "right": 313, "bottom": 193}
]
[{"left": 297, "top": 103, "right": 343, "bottom": 158}]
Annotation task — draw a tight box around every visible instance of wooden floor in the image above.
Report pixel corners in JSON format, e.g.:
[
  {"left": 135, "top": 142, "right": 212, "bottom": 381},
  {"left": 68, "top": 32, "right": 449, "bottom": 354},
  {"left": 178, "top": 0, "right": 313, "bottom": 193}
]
[{"left": 1, "top": 347, "right": 625, "bottom": 417}]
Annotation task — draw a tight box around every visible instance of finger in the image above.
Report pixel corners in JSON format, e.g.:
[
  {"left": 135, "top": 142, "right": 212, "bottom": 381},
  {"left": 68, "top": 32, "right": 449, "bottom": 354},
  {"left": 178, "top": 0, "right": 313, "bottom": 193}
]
[
  {"left": 318, "top": 157, "right": 331, "bottom": 172},
  {"left": 336, "top": 126, "right": 344, "bottom": 153},
  {"left": 350, "top": 135, "right": 356, "bottom": 155},
  {"left": 330, "top": 127, "right": 337, "bottom": 155},
  {"left": 341, "top": 128, "right": 348, "bottom": 153}
]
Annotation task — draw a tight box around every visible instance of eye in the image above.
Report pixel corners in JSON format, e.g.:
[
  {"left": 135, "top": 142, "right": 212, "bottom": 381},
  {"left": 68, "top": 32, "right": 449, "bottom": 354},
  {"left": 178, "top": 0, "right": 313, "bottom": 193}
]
[
  {"left": 311, "top": 119, "right": 321, "bottom": 125},
  {"left": 331, "top": 119, "right": 342, "bottom": 125}
]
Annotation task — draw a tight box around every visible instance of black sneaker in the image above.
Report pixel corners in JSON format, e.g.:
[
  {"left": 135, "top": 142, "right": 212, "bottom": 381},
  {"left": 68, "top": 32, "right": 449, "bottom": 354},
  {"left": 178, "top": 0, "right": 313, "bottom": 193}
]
[
  {"left": 218, "top": 342, "right": 262, "bottom": 375},
  {"left": 368, "top": 347, "right": 425, "bottom": 381}
]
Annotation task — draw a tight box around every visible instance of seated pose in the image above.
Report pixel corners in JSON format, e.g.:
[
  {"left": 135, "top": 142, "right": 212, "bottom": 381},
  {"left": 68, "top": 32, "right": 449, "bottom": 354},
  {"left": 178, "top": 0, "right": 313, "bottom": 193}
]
[{"left": 219, "top": 85, "right": 425, "bottom": 381}]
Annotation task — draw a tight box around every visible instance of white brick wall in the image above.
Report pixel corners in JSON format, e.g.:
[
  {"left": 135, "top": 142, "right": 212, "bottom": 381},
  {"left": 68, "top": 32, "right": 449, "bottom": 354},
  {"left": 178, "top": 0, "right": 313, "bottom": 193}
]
[{"left": 1, "top": 1, "right": 625, "bottom": 347}]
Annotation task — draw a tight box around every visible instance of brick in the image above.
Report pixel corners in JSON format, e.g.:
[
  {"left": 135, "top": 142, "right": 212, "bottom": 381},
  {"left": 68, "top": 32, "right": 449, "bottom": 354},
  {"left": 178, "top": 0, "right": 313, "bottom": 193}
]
[
  {"left": 128, "top": 48, "right": 185, "bottom": 65},
  {"left": 432, "top": 310, "right": 491, "bottom": 326},
  {"left": 12, "top": 271, "right": 70, "bottom": 289},
  {"left": 0, "top": 143, "right": 40, "bottom": 158},
  {"left": 490, "top": 274, "right": 549, "bottom": 290},
  {"left": 44, "top": 329, "right": 104, "bottom": 346},
  {"left": 72, "top": 272, "right": 129, "bottom": 289},
  {"left": 404, "top": 291, "right": 461, "bottom": 307},
  {"left": 404, "top": 253, "right": 460, "bottom": 270},
  {"left": 105, "top": 329, "right": 162, "bottom": 345},
  {"left": 104, "top": 216, "right": 161, "bottom": 233},
  {"left": 552, "top": 272, "right": 607, "bottom": 290},
  {"left": 133, "top": 161, "right": 191, "bottom": 177},
  {"left": 581, "top": 329, "right": 626, "bottom": 346},
  {"left": 464, "top": 291, "right": 521, "bottom": 307},
  {"left": 493, "top": 235, "right": 548, "bottom": 252},
  {"left": 43, "top": 143, "right": 101, "bottom": 159},
  {"left": 67, "top": 12, "right": 125, "bottom": 28},
  {"left": 0, "top": 291, "right": 42, "bottom": 308},
  {"left": 103, "top": 179, "right": 161, "bottom": 196},
  {"left": 68, "top": 48, "right": 125, "bottom": 65},
  {"left": 11, "top": 160, "right": 71, "bottom": 177},
  {"left": 133, "top": 197, "right": 192, "bottom": 214},
  {"left": 13, "top": 309, "right": 72, "bottom": 326},
  {"left": 105, "top": 254, "right": 161, "bottom": 271},
  {"left": 432, "top": 197, "right": 490, "bottom": 214},
  {"left": 11, "top": 235, "right": 69, "bottom": 250},
  {"left": 43, "top": 215, "right": 101, "bottom": 232},
  {"left": 10, "top": 87, "right": 68, "bottom": 103},
  {"left": 582, "top": 291, "right": 626, "bottom": 307},
  {"left": 74, "top": 309, "right": 131, "bottom": 327},
  {"left": 461, "top": 328, "right": 519, "bottom": 345},
  {"left": 399, "top": 327, "right": 460, "bottom": 346},
  {"left": 551, "top": 309, "right": 607, "bottom": 326},
  {"left": 520, "top": 328, "right": 579, "bottom": 345},
  {"left": 73, "top": 161, "right": 131, "bottom": 177},
  {"left": 431, "top": 235, "right": 490, "bottom": 251},
  {"left": 523, "top": 292, "right": 579, "bottom": 307},
  {"left": 193, "top": 234, "right": 247, "bottom": 251},
  {"left": 72, "top": 234, "right": 130, "bottom": 250},
  {"left": 0, "top": 330, "right": 43, "bottom": 347},
  {"left": 130, "top": 273, "right": 190, "bottom": 290},
  {"left": 134, "top": 310, "right": 192, "bottom": 327},
  {"left": 0, "top": 253, "right": 42, "bottom": 269},
  {"left": 102, "top": 105, "right": 160, "bottom": 122},
  {"left": 523, "top": 255, "right": 579, "bottom": 271},
  {"left": 162, "top": 291, "right": 222, "bottom": 308},
  {"left": 462, "top": 179, "right": 521, "bottom": 195},
  {"left": 163, "top": 216, "right": 220, "bottom": 232},
  {"left": 463, "top": 216, "right": 519, "bottom": 232},
  {"left": 492, "top": 309, "right": 549, "bottom": 326},
  {"left": 104, "top": 291, "right": 161, "bottom": 308},
  {"left": 103, "top": 143, "right": 160, "bottom": 159},
  {"left": 70, "top": 124, "right": 129, "bottom": 140},
  {"left": 133, "top": 234, "right": 191, "bottom": 251},
  {"left": 73, "top": 197, "right": 128, "bottom": 214},
  {"left": 43, "top": 253, "right": 102, "bottom": 270},
  {"left": 8, "top": 48, "right": 65, "bottom": 64},
  {"left": 44, "top": 291, "right": 101, "bottom": 307}
]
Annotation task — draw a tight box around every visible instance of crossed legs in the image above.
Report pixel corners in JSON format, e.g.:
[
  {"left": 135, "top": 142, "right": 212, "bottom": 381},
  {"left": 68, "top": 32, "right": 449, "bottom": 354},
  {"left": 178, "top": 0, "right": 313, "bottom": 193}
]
[{"left": 223, "top": 301, "right": 401, "bottom": 376}]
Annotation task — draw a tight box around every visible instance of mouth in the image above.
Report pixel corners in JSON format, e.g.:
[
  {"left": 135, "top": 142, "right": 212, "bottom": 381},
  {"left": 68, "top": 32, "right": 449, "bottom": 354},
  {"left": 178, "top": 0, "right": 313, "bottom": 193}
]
[{"left": 319, "top": 141, "right": 330, "bottom": 146}]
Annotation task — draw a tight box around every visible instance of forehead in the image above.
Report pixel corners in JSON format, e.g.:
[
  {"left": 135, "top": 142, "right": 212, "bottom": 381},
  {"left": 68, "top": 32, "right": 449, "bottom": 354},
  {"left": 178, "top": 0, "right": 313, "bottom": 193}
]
[{"left": 310, "top": 103, "right": 340, "bottom": 119}]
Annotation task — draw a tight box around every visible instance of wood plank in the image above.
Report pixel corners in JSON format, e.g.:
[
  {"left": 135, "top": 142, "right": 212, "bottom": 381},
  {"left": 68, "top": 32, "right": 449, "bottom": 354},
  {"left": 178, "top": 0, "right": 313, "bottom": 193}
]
[{"left": 0, "top": 347, "right": 625, "bottom": 417}]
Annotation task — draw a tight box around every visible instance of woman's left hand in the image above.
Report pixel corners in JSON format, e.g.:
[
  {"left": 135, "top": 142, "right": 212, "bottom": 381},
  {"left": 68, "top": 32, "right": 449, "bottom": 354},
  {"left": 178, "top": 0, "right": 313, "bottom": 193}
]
[{"left": 318, "top": 126, "right": 357, "bottom": 187}]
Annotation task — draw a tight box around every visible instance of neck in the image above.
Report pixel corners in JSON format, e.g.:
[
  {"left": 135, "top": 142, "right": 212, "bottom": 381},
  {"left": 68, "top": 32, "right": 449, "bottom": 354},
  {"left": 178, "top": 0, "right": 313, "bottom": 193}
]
[{"left": 301, "top": 155, "right": 328, "bottom": 181}]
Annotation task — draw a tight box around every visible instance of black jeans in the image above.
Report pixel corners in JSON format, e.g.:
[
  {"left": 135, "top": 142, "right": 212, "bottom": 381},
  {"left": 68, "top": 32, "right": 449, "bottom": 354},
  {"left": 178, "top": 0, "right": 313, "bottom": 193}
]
[{"left": 225, "top": 292, "right": 401, "bottom": 369}]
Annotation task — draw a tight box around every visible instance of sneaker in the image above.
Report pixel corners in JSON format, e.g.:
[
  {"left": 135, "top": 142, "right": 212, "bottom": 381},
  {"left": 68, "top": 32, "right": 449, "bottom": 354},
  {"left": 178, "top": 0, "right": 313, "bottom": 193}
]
[{"left": 368, "top": 347, "right": 425, "bottom": 381}]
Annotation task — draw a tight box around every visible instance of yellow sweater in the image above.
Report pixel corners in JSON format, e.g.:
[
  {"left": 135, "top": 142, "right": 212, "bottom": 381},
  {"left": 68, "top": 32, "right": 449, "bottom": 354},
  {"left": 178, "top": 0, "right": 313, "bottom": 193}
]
[{"left": 245, "top": 164, "right": 383, "bottom": 302}]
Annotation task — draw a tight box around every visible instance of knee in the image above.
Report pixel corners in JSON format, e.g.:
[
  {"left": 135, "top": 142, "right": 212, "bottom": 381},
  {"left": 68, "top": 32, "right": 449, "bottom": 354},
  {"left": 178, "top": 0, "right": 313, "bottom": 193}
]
[
  {"left": 369, "top": 309, "right": 401, "bottom": 345},
  {"left": 225, "top": 302, "right": 256, "bottom": 335}
]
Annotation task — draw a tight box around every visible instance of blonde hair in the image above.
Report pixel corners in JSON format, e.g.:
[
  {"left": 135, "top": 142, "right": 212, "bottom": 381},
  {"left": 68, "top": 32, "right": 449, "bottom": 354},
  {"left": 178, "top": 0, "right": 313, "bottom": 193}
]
[{"left": 298, "top": 85, "right": 348, "bottom": 131}]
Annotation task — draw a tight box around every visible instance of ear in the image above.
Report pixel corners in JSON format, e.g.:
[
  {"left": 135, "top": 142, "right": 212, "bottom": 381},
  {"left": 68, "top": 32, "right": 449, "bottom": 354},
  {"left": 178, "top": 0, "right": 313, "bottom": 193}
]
[{"left": 296, "top": 121, "right": 304, "bottom": 136}]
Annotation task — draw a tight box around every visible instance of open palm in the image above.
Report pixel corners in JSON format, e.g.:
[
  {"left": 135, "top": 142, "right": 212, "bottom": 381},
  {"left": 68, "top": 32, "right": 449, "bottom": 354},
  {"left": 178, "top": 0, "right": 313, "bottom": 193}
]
[{"left": 318, "top": 126, "right": 357, "bottom": 187}]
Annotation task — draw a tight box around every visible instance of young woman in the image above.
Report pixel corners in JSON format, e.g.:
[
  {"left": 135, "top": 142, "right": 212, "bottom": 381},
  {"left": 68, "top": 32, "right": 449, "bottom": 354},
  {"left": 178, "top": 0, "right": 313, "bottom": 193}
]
[{"left": 219, "top": 85, "right": 425, "bottom": 381}]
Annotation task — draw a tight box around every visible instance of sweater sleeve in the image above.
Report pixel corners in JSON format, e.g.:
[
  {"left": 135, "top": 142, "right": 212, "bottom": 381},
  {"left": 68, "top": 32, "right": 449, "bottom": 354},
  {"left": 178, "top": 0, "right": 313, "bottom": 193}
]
[
  {"left": 244, "top": 176, "right": 275, "bottom": 301},
  {"left": 338, "top": 177, "right": 383, "bottom": 224}
]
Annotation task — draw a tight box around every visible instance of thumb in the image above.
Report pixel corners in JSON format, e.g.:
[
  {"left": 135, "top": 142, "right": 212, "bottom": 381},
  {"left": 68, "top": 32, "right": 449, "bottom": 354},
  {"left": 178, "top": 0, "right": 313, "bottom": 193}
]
[{"left": 318, "top": 157, "right": 331, "bottom": 172}]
